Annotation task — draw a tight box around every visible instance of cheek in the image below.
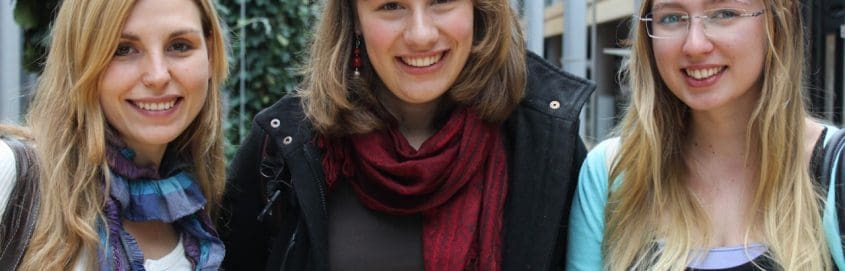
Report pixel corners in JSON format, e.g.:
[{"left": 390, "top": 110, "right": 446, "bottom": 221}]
[
  {"left": 731, "top": 30, "right": 767, "bottom": 79},
  {"left": 176, "top": 57, "right": 212, "bottom": 93},
  {"left": 98, "top": 90, "right": 122, "bottom": 131},
  {"left": 98, "top": 64, "right": 130, "bottom": 119},
  {"left": 439, "top": 6, "right": 473, "bottom": 42},
  {"left": 651, "top": 44, "right": 676, "bottom": 81},
  {"left": 177, "top": 57, "right": 211, "bottom": 119},
  {"left": 361, "top": 20, "right": 398, "bottom": 58},
  {"left": 99, "top": 63, "right": 132, "bottom": 96}
]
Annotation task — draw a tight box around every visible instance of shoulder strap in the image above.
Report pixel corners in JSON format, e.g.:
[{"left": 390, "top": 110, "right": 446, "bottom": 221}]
[
  {"left": 0, "top": 136, "right": 40, "bottom": 269},
  {"left": 821, "top": 128, "right": 845, "bottom": 222}
]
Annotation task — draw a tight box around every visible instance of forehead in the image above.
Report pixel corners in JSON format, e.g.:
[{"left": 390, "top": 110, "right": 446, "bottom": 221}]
[{"left": 652, "top": 0, "right": 755, "bottom": 10}]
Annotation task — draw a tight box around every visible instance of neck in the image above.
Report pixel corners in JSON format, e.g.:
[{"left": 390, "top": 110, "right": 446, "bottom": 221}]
[
  {"left": 687, "top": 104, "right": 755, "bottom": 159},
  {"left": 121, "top": 139, "right": 165, "bottom": 167},
  {"left": 380, "top": 92, "right": 442, "bottom": 150}
]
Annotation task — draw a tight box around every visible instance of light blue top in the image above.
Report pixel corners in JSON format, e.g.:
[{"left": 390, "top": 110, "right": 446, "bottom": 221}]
[{"left": 566, "top": 127, "right": 845, "bottom": 270}]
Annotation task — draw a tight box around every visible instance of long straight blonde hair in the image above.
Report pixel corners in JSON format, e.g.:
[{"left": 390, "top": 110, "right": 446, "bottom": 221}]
[
  {"left": 18, "top": 0, "right": 228, "bottom": 269},
  {"left": 604, "top": 0, "right": 830, "bottom": 269}
]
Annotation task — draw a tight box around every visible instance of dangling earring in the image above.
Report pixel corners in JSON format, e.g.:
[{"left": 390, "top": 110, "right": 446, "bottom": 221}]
[{"left": 352, "top": 35, "right": 362, "bottom": 77}]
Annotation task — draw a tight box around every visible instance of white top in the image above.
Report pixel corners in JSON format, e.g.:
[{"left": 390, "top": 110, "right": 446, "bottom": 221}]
[
  {"left": 144, "top": 236, "right": 193, "bottom": 271},
  {"left": 74, "top": 236, "right": 193, "bottom": 271},
  {"left": 0, "top": 139, "right": 17, "bottom": 223}
]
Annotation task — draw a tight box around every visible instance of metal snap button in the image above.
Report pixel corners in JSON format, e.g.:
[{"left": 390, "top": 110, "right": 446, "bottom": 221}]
[
  {"left": 550, "top": 101, "right": 561, "bottom": 109},
  {"left": 270, "top": 118, "right": 280, "bottom": 128},
  {"left": 283, "top": 136, "right": 293, "bottom": 145}
]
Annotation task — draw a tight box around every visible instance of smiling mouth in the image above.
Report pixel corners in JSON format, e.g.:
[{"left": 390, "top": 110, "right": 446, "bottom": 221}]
[
  {"left": 399, "top": 52, "right": 445, "bottom": 68},
  {"left": 131, "top": 98, "right": 180, "bottom": 111},
  {"left": 684, "top": 66, "right": 726, "bottom": 80}
]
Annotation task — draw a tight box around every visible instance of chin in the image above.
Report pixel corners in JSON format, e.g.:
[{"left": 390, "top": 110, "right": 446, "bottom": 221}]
[{"left": 131, "top": 130, "right": 184, "bottom": 146}]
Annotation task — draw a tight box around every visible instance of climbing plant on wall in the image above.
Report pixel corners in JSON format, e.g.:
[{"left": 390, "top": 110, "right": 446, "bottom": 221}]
[{"left": 216, "top": 0, "right": 318, "bottom": 157}]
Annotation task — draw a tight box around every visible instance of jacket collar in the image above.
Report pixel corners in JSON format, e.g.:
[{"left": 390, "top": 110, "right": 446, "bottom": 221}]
[
  {"left": 253, "top": 94, "right": 314, "bottom": 157},
  {"left": 520, "top": 51, "right": 594, "bottom": 121}
]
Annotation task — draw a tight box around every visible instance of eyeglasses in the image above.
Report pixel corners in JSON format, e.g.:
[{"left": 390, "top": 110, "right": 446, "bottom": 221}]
[{"left": 639, "top": 8, "right": 765, "bottom": 39}]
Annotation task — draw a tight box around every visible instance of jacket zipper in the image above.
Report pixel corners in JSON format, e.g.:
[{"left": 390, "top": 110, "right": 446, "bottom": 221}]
[{"left": 304, "top": 144, "right": 328, "bottom": 215}]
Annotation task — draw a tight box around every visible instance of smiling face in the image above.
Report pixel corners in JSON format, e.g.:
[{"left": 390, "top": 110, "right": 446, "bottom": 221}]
[
  {"left": 99, "top": 0, "right": 210, "bottom": 165},
  {"left": 355, "top": 0, "right": 474, "bottom": 108},
  {"left": 651, "top": 0, "right": 767, "bottom": 113}
]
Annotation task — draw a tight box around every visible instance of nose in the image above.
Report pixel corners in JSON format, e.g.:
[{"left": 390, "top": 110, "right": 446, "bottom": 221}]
[
  {"left": 681, "top": 19, "right": 714, "bottom": 57},
  {"left": 142, "top": 51, "right": 171, "bottom": 90},
  {"left": 403, "top": 9, "right": 438, "bottom": 50}
]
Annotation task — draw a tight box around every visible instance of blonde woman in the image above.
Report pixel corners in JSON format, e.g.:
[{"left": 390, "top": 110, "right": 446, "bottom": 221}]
[
  {"left": 221, "top": 0, "right": 595, "bottom": 270},
  {"left": 568, "top": 0, "right": 836, "bottom": 270},
  {"left": 12, "top": 0, "right": 229, "bottom": 270}
]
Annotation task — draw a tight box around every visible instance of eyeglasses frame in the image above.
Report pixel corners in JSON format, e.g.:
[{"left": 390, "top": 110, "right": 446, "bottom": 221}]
[{"left": 637, "top": 8, "right": 766, "bottom": 39}]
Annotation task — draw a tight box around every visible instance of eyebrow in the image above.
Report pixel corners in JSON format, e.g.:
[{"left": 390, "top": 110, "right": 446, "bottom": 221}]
[
  {"left": 652, "top": 0, "right": 751, "bottom": 11},
  {"left": 119, "top": 29, "right": 203, "bottom": 41}
]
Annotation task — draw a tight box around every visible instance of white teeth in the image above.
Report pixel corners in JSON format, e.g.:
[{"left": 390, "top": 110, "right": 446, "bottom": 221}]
[
  {"left": 135, "top": 99, "right": 177, "bottom": 111},
  {"left": 685, "top": 67, "right": 724, "bottom": 80},
  {"left": 401, "top": 54, "right": 442, "bottom": 67}
]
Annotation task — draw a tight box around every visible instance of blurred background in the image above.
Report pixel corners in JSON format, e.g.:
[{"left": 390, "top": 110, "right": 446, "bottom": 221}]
[{"left": 0, "top": 0, "right": 842, "bottom": 154}]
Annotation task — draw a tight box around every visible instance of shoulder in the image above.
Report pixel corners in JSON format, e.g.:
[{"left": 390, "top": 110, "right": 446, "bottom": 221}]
[
  {"left": 249, "top": 93, "right": 315, "bottom": 149},
  {"left": 0, "top": 139, "right": 15, "bottom": 175},
  {"left": 0, "top": 139, "right": 17, "bottom": 217},
  {"left": 581, "top": 137, "right": 619, "bottom": 176},
  {"left": 253, "top": 93, "right": 306, "bottom": 131},
  {"left": 575, "top": 137, "right": 621, "bottom": 200},
  {"left": 522, "top": 51, "right": 596, "bottom": 120}
]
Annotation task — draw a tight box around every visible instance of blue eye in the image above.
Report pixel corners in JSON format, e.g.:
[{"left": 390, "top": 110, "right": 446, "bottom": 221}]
[
  {"left": 710, "top": 9, "right": 741, "bottom": 19},
  {"left": 656, "top": 13, "right": 687, "bottom": 25}
]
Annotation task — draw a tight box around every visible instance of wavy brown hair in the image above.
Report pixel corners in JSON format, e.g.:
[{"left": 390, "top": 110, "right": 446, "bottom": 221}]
[
  {"left": 604, "top": 0, "right": 830, "bottom": 270},
  {"left": 18, "top": 0, "right": 228, "bottom": 269},
  {"left": 300, "top": 0, "right": 526, "bottom": 136}
]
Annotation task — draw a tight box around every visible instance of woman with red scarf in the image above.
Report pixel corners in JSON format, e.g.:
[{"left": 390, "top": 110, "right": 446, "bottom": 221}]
[{"left": 221, "top": 0, "right": 594, "bottom": 270}]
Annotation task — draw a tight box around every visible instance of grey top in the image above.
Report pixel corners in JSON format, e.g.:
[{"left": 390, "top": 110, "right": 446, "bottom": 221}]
[{"left": 328, "top": 181, "right": 425, "bottom": 271}]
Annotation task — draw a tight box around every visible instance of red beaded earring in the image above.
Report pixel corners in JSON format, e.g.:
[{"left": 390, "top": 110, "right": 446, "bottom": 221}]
[{"left": 352, "top": 36, "right": 362, "bottom": 77}]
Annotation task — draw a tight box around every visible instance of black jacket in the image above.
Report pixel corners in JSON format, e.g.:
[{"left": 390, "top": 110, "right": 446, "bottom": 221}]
[{"left": 221, "top": 52, "right": 596, "bottom": 271}]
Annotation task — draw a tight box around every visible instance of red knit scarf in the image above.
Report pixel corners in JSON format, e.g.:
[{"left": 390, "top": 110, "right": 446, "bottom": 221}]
[{"left": 320, "top": 107, "right": 507, "bottom": 271}]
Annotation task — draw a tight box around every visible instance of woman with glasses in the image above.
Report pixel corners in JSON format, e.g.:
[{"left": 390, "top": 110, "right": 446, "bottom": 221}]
[{"left": 567, "top": 0, "right": 834, "bottom": 270}]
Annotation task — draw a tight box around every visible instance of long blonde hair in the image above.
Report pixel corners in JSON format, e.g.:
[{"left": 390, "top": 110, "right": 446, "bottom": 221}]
[
  {"left": 299, "top": 0, "right": 526, "bottom": 136},
  {"left": 18, "top": 0, "right": 228, "bottom": 269},
  {"left": 604, "top": 0, "right": 829, "bottom": 269}
]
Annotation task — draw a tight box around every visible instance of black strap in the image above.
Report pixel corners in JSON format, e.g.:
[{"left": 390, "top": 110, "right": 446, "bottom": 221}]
[
  {"left": 811, "top": 127, "right": 829, "bottom": 187},
  {"left": 0, "top": 136, "right": 40, "bottom": 269},
  {"left": 821, "top": 128, "right": 845, "bottom": 216}
]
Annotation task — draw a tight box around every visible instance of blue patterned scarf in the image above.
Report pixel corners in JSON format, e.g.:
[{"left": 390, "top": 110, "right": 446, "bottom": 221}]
[{"left": 97, "top": 135, "right": 224, "bottom": 270}]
